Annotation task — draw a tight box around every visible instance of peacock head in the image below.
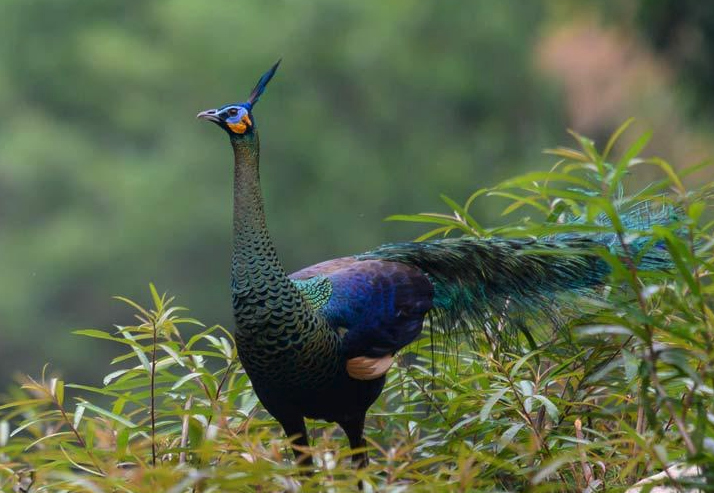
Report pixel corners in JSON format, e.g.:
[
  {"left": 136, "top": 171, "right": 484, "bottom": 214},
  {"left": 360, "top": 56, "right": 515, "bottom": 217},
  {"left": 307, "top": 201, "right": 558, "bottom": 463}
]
[{"left": 197, "top": 60, "right": 280, "bottom": 138}]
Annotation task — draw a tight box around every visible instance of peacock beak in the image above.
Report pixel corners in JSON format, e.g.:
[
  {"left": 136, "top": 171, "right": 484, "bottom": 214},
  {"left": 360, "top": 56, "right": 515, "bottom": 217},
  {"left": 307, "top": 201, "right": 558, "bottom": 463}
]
[{"left": 196, "top": 109, "right": 221, "bottom": 123}]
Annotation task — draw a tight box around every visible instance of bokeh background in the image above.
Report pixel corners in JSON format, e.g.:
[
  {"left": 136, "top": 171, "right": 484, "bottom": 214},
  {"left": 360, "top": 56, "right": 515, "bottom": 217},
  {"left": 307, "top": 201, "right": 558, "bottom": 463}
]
[{"left": 2, "top": 0, "right": 714, "bottom": 388}]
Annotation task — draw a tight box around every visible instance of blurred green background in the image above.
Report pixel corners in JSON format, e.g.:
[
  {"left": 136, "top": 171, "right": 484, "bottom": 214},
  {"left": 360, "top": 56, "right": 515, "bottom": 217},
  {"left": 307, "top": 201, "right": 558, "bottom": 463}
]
[{"left": 1, "top": 0, "right": 713, "bottom": 387}]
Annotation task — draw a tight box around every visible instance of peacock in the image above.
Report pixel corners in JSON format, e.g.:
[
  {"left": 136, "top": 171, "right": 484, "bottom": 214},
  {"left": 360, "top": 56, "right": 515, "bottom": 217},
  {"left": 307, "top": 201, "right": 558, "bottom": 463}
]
[{"left": 196, "top": 62, "right": 674, "bottom": 468}]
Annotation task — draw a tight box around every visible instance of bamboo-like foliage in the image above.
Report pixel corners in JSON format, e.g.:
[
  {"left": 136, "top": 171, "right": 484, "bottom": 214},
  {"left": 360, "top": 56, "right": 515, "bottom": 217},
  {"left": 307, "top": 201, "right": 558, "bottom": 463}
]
[{"left": 1, "top": 122, "right": 713, "bottom": 492}]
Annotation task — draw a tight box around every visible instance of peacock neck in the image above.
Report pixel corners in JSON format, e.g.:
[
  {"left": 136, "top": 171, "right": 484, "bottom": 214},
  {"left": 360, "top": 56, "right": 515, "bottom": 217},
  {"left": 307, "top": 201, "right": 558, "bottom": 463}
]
[
  {"left": 228, "top": 131, "right": 342, "bottom": 389},
  {"left": 230, "top": 132, "right": 286, "bottom": 288}
]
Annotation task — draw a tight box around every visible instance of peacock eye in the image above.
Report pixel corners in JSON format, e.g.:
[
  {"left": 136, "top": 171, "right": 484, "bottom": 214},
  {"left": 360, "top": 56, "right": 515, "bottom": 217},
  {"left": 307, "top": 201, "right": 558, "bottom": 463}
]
[{"left": 228, "top": 107, "right": 239, "bottom": 117}]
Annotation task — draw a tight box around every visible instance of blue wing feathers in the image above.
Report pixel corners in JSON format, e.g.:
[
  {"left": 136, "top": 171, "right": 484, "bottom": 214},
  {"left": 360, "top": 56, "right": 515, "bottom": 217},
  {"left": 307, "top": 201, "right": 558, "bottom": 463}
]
[{"left": 290, "top": 258, "right": 433, "bottom": 357}]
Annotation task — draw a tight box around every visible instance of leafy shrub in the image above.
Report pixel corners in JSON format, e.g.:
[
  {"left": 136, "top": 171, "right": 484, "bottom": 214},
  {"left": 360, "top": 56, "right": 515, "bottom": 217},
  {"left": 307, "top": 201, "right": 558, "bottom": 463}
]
[{"left": 1, "top": 122, "right": 712, "bottom": 491}]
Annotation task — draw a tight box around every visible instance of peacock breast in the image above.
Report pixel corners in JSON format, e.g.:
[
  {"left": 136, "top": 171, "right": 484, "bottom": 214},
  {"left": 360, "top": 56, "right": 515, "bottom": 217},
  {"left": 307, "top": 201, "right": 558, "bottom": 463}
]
[{"left": 233, "top": 303, "right": 344, "bottom": 391}]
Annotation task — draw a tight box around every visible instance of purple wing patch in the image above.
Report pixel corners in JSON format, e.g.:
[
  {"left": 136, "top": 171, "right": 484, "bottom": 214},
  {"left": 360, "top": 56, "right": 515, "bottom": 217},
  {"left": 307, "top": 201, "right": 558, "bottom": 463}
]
[{"left": 290, "top": 257, "right": 434, "bottom": 358}]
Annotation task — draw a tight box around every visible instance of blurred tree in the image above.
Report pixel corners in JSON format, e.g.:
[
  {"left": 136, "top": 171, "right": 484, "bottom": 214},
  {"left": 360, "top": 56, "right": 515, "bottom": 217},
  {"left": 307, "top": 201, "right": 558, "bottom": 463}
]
[
  {"left": 0, "top": 0, "right": 567, "bottom": 385},
  {"left": 636, "top": 1, "right": 714, "bottom": 117}
]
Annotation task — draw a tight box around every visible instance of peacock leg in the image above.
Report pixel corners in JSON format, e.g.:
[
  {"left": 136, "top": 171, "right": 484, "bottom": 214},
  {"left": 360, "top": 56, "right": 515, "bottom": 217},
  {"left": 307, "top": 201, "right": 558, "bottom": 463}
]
[
  {"left": 338, "top": 413, "right": 368, "bottom": 469},
  {"left": 279, "top": 416, "right": 313, "bottom": 467}
]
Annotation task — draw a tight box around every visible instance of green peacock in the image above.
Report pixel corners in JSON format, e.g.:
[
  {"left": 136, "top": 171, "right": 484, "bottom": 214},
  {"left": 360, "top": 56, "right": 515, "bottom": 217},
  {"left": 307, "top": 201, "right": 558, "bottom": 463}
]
[{"left": 196, "top": 62, "right": 674, "bottom": 468}]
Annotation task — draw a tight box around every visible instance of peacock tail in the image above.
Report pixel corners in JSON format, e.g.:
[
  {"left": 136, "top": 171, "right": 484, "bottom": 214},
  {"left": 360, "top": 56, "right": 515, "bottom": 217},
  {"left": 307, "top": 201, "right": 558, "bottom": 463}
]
[
  {"left": 552, "top": 199, "right": 681, "bottom": 270},
  {"left": 357, "top": 201, "right": 678, "bottom": 344}
]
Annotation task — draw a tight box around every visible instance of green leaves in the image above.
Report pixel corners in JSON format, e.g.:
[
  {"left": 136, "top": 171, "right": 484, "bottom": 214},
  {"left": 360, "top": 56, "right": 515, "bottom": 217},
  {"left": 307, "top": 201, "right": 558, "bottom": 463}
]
[
  {"left": 480, "top": 388, "right": 509, "bottom": 422},
  {"left": 78, "top": 401, "right": 137, "bottom": 429},
  {"left": 385, "top": 122, "right": 714, "bottom": 489},
  {"left": 1, "top": 126, "right": 713, "bottom": 491}
]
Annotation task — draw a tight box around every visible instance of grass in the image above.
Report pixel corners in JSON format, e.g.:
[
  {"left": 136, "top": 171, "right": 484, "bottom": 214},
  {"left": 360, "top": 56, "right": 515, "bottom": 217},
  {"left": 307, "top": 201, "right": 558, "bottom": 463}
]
[{"left": 1, "top": 121, "right": 713, "bottom": 492}]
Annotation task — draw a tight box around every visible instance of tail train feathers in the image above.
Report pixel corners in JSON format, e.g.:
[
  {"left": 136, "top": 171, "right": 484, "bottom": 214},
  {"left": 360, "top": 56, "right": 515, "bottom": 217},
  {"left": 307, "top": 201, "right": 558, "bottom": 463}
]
[
  {"left": 553, "top": 200, "right": 680, "bottom": 270},
  {"left": 359, "top": 201, "right": 679, "bottom": 342}
]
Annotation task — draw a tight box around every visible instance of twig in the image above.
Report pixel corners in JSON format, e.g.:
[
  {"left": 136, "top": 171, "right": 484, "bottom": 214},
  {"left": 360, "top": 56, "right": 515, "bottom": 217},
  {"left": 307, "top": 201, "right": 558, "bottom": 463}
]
[
  {"left": 499, "top": 361, "right": 570, "bottom": 488},
  {"left": 647, "top": 350, "right": 696, "bottom": 455},
  {"left": 191, "top": 360, "right": 237, "bottom": 493},
  {"left": 214, "top": 361, "right": 235, "bottom": 401},
  {"left": 406, "top": 369, "right": 451, "bottom": 426},
  {"left": 150, "top": 319, "right": 158, "bottom": 466},
  {"left": 179, "top": 396, "right": 193, "bottom": 465},
  {"left": 204, "top": 361, "right": 236, "bottom": 431},
  {"left": 574, "top": 419, "right": 593, "bottom": 486},
  {"left": 25, "top": 375, "right": 106, "bottom": 476},
  {"left": 614, "top": 227, "right": 696, "bottom": 457},
  {"left": 555, "top": 336, "right": 634, "bottom": 429},
  {"left": 52, "top": 394, "right": 105, "bottom": 476},
  {"left": 174, "top": 332, "right": 215, "bottom": 402}
]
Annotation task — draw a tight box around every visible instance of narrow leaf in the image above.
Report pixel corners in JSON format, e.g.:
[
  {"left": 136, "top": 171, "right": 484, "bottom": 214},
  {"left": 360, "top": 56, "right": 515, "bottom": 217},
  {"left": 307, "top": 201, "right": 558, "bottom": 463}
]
[
  {"left": 531, "top": 395, "right": 559, "bottom": 421},
  {"left": 479, "top": 388, "right": 509, "bottom": 422},
  {"left": 79, "top": 401, "right": 137, "bottom": 428},
  {"left": 73, "top": 404, "right": 86, "bottom": 429},
  {"left": 171, "top": 372, "right": 203, "bottom": 391}
]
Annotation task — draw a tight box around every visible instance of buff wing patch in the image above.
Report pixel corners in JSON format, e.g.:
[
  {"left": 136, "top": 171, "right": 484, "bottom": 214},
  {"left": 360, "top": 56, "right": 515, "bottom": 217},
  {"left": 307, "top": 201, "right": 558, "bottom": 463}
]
[{"left": 346, "top": 354, "right": 394, "bottom": 380}]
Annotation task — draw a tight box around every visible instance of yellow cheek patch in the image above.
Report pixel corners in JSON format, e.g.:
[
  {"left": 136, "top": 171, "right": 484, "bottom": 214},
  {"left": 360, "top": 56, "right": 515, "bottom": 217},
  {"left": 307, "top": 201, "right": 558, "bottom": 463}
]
[
  {"left": 227, "top": 114, "right": 253, "bottom": 135},
  {"left": 227, "top": 122, "right": 248, "bottom": 134}
]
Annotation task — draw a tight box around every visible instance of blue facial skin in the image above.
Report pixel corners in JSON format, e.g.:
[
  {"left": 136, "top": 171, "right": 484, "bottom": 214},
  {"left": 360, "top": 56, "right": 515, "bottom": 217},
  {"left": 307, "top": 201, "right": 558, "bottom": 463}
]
[{"left": 220, "top": 104, "right": 251, "bottom": 127}]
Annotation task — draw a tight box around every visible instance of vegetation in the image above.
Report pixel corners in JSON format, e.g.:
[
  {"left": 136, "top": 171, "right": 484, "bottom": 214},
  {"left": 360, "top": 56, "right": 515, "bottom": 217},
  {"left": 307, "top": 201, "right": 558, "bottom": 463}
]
[
  {"left": 1, "top": 124, "right": 712, "bottom": 491},
  {"left": 0, "top": 0, "right": 566, "bottom": 384}
]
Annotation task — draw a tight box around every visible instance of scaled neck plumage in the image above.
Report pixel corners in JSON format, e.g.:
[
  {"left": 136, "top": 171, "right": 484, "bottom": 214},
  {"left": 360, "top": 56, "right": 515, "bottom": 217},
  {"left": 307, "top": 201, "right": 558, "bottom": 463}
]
[
  {"left": 229, "top": 131, "right": 306, "bottom": 328},
  {"left": 231, "top": 131, "right": 283, "bottom": 284},
  {"left": 228, "top": 129, "right": 341, "bottom": 390}
]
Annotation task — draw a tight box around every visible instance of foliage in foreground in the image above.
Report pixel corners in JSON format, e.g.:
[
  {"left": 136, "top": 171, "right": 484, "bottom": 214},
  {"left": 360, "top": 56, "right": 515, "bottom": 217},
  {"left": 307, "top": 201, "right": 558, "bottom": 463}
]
[{"left": 1, "top": 122, "right": 714, "bottom": 492}]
